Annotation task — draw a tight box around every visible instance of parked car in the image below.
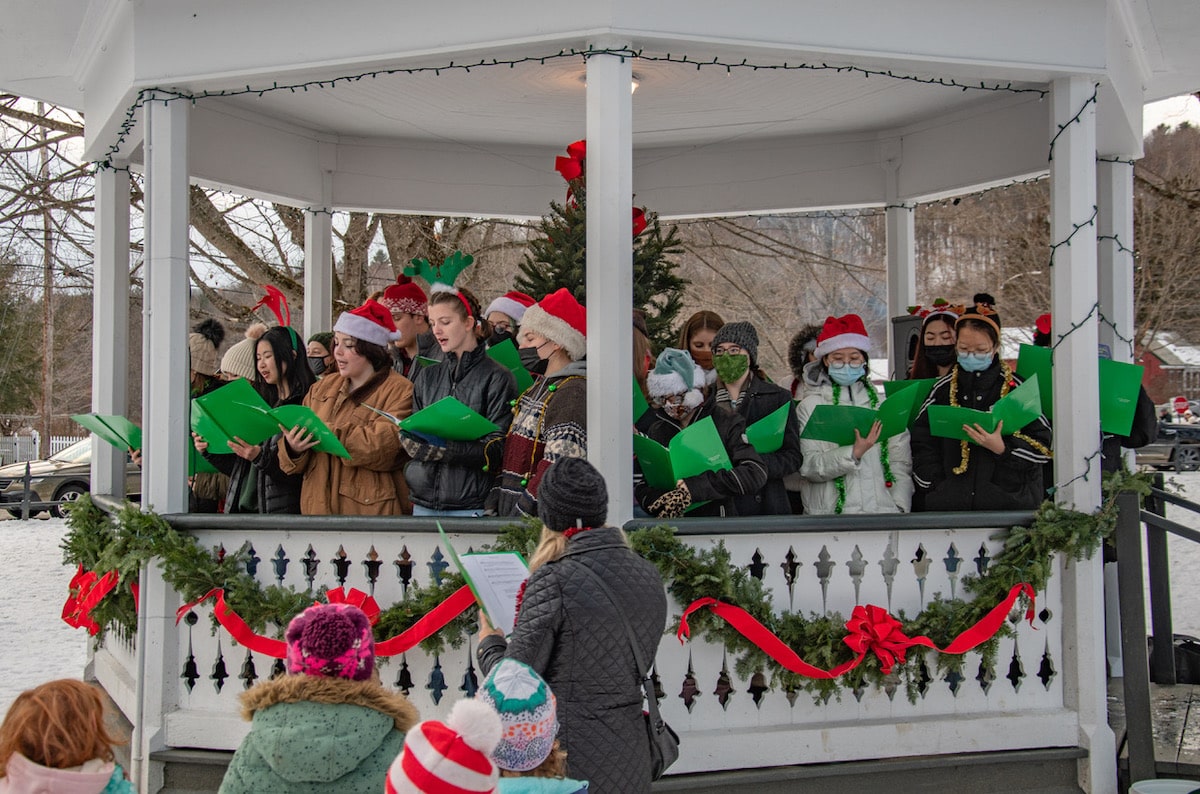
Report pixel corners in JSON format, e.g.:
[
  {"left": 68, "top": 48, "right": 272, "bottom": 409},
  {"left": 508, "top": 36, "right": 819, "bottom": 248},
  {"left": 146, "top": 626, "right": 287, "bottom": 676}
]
[
  {"left": 1136, "top": 420, "right": 1200, "bottom": 472},
  {"left": 0, "top": 438, "right": 140, "bottom": 518}
]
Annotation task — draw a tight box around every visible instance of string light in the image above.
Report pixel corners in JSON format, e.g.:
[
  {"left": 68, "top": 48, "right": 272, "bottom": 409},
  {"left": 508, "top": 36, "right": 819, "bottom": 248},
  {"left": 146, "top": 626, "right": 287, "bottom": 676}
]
[{"left": 1047, "top": 83, "right": 1099, "bottom": 162}]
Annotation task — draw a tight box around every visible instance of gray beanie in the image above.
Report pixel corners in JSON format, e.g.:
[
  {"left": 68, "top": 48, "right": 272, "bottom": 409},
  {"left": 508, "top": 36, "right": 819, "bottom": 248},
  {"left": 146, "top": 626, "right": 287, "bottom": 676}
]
[
  {"left": 537, "top": 457, "right": 608, "bottom": 533},
  {"left": 711, "top": 321, "right": 760, "bottom": 365}
]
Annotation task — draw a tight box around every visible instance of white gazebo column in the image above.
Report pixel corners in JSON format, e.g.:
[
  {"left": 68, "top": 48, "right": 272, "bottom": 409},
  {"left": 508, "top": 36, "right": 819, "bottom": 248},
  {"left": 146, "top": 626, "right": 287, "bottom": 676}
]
[
  {"left": 135, "top": 97, "right": 190, "bottom": 794},
  {"left": 584, "top": 44, "right": 633, "bottom": 522},
  {"left": 1097, "top": 157, "right": 1136, "bottom": 366},
  {"left": 91, "top": 163, "right": 130, "bottom": 498},
  {"left": 1049, "top": 77, "right": 1115, "bottom": 794},
  {"left": 304, "top": 160, "right": 334, "bottom": 338},
  {"left": 884, "top": 140, "right": 916, "bottom": 324}
]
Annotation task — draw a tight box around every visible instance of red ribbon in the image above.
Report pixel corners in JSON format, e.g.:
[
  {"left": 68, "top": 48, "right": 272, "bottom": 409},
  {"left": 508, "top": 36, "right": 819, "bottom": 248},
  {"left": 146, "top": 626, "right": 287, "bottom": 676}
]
[
  {"left": 678, "top": 582, "right": 1035, "bottom": 678},
  {"left": 554, "top": 140, "right": 587, "bottom": 182},
  {"left": 175, "top": 585, "right": 476, "bottom": 659},
  {"left": 632, "top": 207, "right": 647, "bottom": 237},
  {"left": 62, "top": 565, "right": 120, "bottom": 636},
  {"left": 326, "top": 587, "right": 381, "bottom": 626}
]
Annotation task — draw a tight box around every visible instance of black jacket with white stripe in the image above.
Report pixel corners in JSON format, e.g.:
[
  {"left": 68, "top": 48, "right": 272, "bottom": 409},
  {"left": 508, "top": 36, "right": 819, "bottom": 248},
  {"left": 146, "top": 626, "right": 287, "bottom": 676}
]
[{"left": 909, "top": 359, "right": 1052, "bottom": 511}]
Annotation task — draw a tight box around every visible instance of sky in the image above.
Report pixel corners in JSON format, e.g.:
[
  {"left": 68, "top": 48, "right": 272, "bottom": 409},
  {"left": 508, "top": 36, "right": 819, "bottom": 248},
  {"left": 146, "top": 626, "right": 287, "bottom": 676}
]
[{"left": 1144, "top": 93, "right": 1200, "bottom": 135}]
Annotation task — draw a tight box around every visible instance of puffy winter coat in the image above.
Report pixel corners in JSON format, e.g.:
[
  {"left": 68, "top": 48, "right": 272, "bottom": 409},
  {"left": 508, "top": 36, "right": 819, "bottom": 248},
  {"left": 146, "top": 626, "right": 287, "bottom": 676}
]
[
  {"left": 278, "top": 367, "right": 413, "bottom": 515},
  {"left": 635, "top": 404, "right": 768, "bottom": 518},
  {"left": 795, "top": 363, "right": 913, "bottom": 514},
  {"left": 404, "top": 344, "right": 517, "bottom": 511},
  {"left": 720, "top": 374, "right": 803, "bottom": 515},
  {"left": 909, "top": 359, "right": 1052, "bottom": 511},
  {"left": 0, "top": 753, "right": 134, "bottom": 794},
  {"left": 218, "top": 674, "right": 417, "bottom": 794},
  {"left": 203, "top": 391, "right": 307, "bottom": 514},
  {"left": 478, "top": 527, "right": 667, "bottom": 794}
]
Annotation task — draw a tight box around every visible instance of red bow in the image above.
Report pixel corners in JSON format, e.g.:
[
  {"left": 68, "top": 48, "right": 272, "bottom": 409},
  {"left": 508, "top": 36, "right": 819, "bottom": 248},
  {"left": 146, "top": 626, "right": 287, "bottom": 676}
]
[
  {"left": 632, "top": 207, "right": 647, "bottom": 237},
  {"left": 252, "top": 285, "right": 290, "bottom": 328},
  {"left": 62, "top": 565, "right": 120, "bottom": 636},
  {"left": 325, "top": 587, "right": 381, "bottom": 626},
  {"left": 842, "top": 604, "right": 915, "bottom": 674},
  {"left": 554, "top": 140, "right": 587, "bottom": 182}
]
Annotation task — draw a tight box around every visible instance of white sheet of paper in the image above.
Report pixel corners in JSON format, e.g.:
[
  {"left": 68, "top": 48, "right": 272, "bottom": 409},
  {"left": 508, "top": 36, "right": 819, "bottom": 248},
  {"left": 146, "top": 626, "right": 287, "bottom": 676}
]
[{"left": 458, "top": 552, "right": 529, "bottom": 635}]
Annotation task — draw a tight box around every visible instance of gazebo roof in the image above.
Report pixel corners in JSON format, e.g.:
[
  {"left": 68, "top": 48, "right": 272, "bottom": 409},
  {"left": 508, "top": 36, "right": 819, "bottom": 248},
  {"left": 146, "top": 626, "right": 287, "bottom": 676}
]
[{"left": 3, "top": 1, "right": 1200, "bottom": 216}]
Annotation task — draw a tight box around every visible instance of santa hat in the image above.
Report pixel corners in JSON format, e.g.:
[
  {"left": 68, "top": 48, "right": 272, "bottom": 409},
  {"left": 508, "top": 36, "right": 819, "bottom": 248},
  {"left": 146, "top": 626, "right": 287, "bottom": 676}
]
[
  {"left": 519, "top": 288, "right": 587, "bottom": 361},
  {"left": 813, "top": 314, "right": 872, "bottom": 360},
  {"left": 386, "top": 699, "right": 501, "bottom": 793},
  {"left": 647, "top": 348, "right": 707, "bottom": 408},
  {"left": 475, "top": 659, "right": 558, "bottom": 772},
  {"left": 381, "top": 276, "right": 429, "bottom": 316},
  {"left": 484, "top": 291, "right": 536, "bottom": 326},
  {"left": 333, "top": 299, "right": 402, "bottom": 348}
]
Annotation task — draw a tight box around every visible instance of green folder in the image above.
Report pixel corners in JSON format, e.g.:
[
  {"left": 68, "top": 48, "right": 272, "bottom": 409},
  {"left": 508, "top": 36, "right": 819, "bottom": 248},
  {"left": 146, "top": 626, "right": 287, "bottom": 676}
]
[
  {"left": 633, "top": 381, "right": 649, "bottom": 423},
  {"left": 237, "top": 402, "right": 350, "bottom": 459},
  {"left": 71, "top": 413, "right": 142, "bottom": 452},
  {"left": 633, "top": 415, "right": 732, "bottom": 491},
  {"left": 485, "top": 338, "right": 534, "bottom": 392},
  {"left": 188, "top": 445, "right": 219, "bottom": 475},
  {"left": 1015, "top": 343, "right": 1144, "bottom": 435},
  {"left": 399, "top": 396, "right": 500, "bottom": 442},
  {"left": 190, "top": 380, "right": 281, "bottom": 450},
  {"left": 882, "top": 378, "right": 937, "bottom": 425},
  {"left": 927, "top": 374, "right": 1043, "bottom": 442},
  {"left": 800, "top": 387, "right": 919, "bottom": 447},
  {"left": 416, "top": 355, "right": 440, "bottom": 368},
  {"left": 745, "top": 402, "right": 791, "bottom": 454}
]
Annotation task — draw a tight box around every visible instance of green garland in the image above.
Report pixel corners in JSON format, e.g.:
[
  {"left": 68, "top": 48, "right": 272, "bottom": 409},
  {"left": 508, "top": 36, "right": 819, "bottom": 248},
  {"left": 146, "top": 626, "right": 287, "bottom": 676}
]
[{"left": 62, "top": 470, "right": 1149, "bottom": 699}]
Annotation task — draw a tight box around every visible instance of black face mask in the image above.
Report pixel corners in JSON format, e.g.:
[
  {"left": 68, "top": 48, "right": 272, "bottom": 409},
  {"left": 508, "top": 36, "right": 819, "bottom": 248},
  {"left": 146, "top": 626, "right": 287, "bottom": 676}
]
[
  {"left": 924, "top": 345, "right": 956, "bottom": 367},
  {"left": 487, "top": 329, "right": 514, "bottom": 348},
  {"left": 307, "top": 356, "right": 328, "bottom": 376},
  {"left": 519, "top": 345, "right": 548, "bottom": 375}
]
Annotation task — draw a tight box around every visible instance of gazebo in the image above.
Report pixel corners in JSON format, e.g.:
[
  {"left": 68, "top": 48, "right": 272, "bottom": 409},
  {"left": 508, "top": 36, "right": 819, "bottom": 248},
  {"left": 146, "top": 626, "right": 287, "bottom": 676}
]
[{"left": 4, "top": 2, "right": 1200, "bottom": 791}]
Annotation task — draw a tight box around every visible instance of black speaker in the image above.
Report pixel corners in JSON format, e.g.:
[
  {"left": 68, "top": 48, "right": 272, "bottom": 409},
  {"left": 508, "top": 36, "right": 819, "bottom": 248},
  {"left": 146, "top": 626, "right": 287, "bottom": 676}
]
[{"left": 890, "top": 314, "right": 923, "bottom": 380}]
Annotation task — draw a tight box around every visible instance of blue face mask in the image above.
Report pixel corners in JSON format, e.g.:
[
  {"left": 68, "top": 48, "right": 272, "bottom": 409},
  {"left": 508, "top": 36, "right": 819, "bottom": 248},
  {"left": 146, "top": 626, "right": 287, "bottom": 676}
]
[
  {"left": 828, "top": 363, "right": 865, "bottom": 385},
  {"left": 957, "top": 352, "right": 994, "bottom": 372}
]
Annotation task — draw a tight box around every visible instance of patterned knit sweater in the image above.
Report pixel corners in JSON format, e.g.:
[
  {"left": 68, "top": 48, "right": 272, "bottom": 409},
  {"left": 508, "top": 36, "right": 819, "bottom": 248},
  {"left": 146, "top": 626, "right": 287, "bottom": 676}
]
[{"left": 487, "top": 359, "right": 587, "bottom": 517}]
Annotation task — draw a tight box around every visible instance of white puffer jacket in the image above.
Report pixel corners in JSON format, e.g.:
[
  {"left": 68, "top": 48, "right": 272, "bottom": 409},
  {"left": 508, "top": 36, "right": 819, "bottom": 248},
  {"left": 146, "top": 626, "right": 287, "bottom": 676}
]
[{"left": 795, "top": 362, "right": 913, "bottom": 515}]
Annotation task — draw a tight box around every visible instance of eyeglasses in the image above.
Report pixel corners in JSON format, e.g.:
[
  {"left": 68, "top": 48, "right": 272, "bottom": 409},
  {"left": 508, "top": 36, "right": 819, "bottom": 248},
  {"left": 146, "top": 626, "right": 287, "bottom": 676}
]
[
  {"left": 713, "top": 344, "right": 745, "bottom": 355},
  {"left": 827, "top": 354, "right": 865, "bottom": 366}
]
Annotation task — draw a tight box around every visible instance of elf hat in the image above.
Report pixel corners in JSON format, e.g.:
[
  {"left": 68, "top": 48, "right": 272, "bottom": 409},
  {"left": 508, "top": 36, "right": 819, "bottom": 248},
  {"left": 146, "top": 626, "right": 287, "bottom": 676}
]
[
  {"left": 813, "top": 314, "right": 872, "bottom": 360},
  {"left": 285, "top": 603, "right": 375, "bottom": 681},
  {"left": 386, "top": 698, "right": 501, "bottom": 793},
  {"left": 484, "top": 291, "right": 536, "bottom": 326},
  {"left": 475, "top": 659, "right": 558, "bottom": 772},
  {"left": 333, "top": 299, "right": 402, "bottom": 348},
  {"left": 381, "top": 276, "right": 429, "bottom": 317},
  {"left": 647, "top": 347, "right": 707, "bottom": 408},
  {"left": 519, "top": 288, "right": 587, "bottom": 361}
]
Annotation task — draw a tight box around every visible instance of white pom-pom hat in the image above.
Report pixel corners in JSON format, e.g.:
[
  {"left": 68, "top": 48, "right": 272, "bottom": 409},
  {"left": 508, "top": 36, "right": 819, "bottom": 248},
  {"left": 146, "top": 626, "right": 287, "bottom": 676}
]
[{"left": 386, "top": 698, "right": 502, "bottom": 793}]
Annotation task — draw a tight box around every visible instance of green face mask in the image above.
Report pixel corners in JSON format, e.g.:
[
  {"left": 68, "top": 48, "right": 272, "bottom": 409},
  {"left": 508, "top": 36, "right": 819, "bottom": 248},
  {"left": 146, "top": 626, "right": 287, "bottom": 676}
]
[{"left": 713, "top": 352, "right": 750, "bottom": 384}]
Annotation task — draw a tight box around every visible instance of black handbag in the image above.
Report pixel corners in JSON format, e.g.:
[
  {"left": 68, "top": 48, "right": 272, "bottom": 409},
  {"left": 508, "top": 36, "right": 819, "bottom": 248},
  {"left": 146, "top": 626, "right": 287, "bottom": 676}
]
[{"left": 572, "top": 561, "right": 680, "bottom": 780}]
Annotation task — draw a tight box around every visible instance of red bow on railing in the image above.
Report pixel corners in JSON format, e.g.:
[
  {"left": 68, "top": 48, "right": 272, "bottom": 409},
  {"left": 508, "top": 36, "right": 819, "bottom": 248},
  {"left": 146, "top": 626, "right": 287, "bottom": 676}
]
[
  {"left": 325, "top": 586, "right": 381, "bottom": 626},
  {"left": 62, "top": 565, "right": 120, "bottom": 636}
]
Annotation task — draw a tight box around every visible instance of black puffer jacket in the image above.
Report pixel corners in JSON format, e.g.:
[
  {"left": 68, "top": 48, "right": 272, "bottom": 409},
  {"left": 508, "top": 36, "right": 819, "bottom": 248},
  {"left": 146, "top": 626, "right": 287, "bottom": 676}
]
[
  {"left": 478, "top": 528, "right": 667, "bottom": 794},
  {"left": 403, "top": 344, "right": 516, "bottom": 511},
  {"left": 203, "top": 391, "right": 306, "bottom": 514},
  {"left": 910, "top": 359, "right": 1052, "bottom": 511},
  {"left": 720, "top": 375, "right": 802, "bottom": 515}
]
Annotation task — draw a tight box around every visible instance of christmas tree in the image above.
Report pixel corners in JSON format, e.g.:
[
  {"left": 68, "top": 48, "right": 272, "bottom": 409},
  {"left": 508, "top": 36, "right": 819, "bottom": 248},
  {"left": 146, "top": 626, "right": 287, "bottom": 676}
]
[{"left": 516, "top": 140, "right": 687, "bottom": 351}]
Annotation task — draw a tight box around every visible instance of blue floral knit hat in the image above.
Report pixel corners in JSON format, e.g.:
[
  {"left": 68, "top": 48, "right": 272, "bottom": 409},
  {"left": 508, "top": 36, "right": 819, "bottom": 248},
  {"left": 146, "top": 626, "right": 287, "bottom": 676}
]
[{"left": 475, "top": 659, "right": 558, "bottom": 772}]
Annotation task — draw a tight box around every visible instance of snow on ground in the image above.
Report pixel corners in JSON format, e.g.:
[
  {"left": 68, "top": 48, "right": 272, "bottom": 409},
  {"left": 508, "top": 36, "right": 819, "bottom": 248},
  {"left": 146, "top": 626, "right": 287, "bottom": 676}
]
[{"left": 0, "top": 478, "right": 1198, "bottom": 718}]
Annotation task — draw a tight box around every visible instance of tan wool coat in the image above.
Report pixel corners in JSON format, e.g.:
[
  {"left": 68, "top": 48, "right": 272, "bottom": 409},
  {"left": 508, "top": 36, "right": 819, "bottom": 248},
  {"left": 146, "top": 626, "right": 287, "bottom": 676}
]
[{"left": 279, "top": 368, "right": 413, "bottom": 515}]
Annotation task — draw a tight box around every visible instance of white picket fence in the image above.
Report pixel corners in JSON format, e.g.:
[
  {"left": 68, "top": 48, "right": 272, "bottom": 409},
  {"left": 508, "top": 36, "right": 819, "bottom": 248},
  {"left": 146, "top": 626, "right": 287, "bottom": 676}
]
[{"left": 0, "top": 434, "right": 83, "bottom": 466}]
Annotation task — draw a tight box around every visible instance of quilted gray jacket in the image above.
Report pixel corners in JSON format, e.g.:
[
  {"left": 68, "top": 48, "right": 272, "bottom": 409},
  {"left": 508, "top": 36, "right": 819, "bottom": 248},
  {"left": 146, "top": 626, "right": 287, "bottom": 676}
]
[{"left": 478, "top": 527, "right": 668, "bottom": 794}]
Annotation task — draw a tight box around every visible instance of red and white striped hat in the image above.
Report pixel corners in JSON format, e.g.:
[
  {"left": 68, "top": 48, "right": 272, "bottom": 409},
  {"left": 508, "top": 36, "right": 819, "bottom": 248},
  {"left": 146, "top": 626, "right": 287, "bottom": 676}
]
[{"left": 386, "top": 699, "right": 501, "bottom": 793}]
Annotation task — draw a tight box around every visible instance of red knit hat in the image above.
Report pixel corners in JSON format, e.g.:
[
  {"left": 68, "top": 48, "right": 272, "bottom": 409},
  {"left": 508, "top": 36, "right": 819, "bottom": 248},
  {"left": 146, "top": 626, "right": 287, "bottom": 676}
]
[
  {"left": 519, "top": 288, "right": 587, "bottom": 361},
  {"left": 386, "top": 699, "right": 501, "bottom": 793},
  {"left": 381, "top": 276, "right": 428, "bottom": 316},
  {"left": 333, "top": 299, "right": 402, "bottom": 347},
  {"left": 813, "top": 314, "right": 872, "bottom": 359}
]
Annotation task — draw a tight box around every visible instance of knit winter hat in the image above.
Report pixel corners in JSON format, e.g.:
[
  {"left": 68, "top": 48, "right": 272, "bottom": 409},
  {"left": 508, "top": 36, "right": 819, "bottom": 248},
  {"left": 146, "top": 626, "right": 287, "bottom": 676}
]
[
  {"left": 484, "top": 291, "right": 536, "bottom": 326},
  {"left": 537, "top": 457, "right": 608, "bottom": 533},
  {"left": 285, "top": 603, "right": 375, "bottom": 681},
  {"left": 308, "top": 331, "right": 334, "bottom": 352},
  {"left": 381, "top": 276, "right": 429, "bottom": 316},
  {"left": 333, "top": 299, "right": 403, "bottom": 348},
  {"left": 647, "top": 348, "right": 707, "bottom": 408},
  {"left": 219, "top": 323, "right": 267, "bottom": 381},
  {"left": 711, "top": 321, "right": 760, "bottom": 365},
  {"left": 475, "top": 659, "right": 558, "bottom": 772},
  {"left": 386, "top": 698, "right": 502, "bottom": 793},
  {"left": 813, "top": 314, "right": 872, "bottom": 360},
  {"left": 188, "top": 319, "right": 226, "bottom": 377},
  {"left": 520, "top": 288, "right": 587, "bottom": 361}
]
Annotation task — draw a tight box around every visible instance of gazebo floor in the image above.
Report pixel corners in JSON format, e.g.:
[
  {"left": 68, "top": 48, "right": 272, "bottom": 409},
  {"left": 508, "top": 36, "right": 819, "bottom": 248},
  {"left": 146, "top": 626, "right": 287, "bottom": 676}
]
[{"left": 1110, "top": 677, "right": 1200, "bottom": 789}]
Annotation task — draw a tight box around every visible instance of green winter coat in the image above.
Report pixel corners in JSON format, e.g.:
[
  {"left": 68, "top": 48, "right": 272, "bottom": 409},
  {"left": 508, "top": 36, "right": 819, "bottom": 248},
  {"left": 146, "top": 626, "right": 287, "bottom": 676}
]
[{"left": 218, "top": 674, "right": 418, "bottom": 794}]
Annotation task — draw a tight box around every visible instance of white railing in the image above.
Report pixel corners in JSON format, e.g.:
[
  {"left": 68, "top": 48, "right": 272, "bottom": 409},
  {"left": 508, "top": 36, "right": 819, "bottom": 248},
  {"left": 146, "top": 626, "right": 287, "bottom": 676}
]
[{"left": 91, "top": 515, "right": 1075, "bottom": 776}]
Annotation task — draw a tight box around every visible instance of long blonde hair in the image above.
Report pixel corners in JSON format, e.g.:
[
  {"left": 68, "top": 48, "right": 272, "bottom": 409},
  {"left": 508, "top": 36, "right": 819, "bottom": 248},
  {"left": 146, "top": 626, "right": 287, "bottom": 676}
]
[{"left": 526, "top": 524, "right": 630, "bottom": 573}]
